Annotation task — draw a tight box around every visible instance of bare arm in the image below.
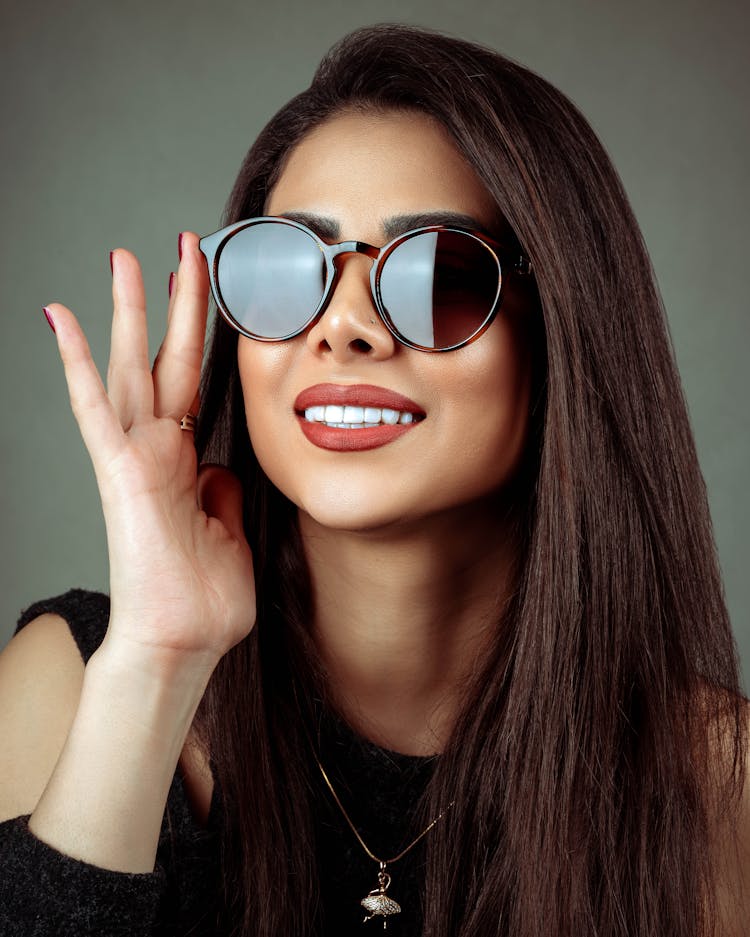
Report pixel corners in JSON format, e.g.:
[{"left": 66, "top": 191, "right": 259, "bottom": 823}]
[
  {"left": 17, "top": 625, "right": 212, "bottom": 872},
  {"left": 0, "top": 233, "right": 254, "bottom": 875},
  {"left": 0, "top": 614, "right": 85, "bottom": 822},
  {"left": 0, "top": 611, "right": 206, "bottom": 872}
]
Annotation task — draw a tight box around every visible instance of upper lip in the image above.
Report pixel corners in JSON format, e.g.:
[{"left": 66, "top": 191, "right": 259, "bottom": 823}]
[{"left": 294, "top": 383, "right": 425, "bottom": 415}]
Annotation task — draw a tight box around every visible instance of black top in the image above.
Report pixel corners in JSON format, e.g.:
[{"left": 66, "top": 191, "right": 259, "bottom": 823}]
[{"left": 0, "top": 590, "right": 437, "bottom": 936}]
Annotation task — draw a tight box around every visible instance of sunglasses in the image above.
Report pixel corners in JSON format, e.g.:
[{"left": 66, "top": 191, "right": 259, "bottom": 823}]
[{"left": 199, "top": 216, "right": 533, "bottom": 352}]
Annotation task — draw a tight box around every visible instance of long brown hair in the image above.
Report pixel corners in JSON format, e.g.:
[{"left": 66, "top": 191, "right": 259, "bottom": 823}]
[{"left": 193, "top": 23, "right": 745, "bottom": 937}]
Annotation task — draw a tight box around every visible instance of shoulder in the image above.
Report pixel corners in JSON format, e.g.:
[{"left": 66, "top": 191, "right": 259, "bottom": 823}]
[
  {"left": 0, "top": 589, "right": 109, "bottom": 821},
  {"left": 15, "top": 588, "right": 110, "bottom": 664}
]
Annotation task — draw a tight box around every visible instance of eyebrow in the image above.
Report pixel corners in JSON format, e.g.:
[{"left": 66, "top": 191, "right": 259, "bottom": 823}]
[{"left": 275, "top": 210, "right": 495, "bottom": 242}]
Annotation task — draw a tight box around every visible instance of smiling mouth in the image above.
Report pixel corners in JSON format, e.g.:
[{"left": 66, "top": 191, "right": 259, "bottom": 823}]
[
  {"left": 300, "top": 404, "right": 423, "bottom": 429},
  {"left": 293, "top": 386, "right": 425, "bottom": 452}
]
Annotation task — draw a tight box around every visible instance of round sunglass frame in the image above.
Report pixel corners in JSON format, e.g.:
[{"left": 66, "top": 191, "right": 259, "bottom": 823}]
[{"left": 198, "top": 215, "right": 533, "bottom": 353}]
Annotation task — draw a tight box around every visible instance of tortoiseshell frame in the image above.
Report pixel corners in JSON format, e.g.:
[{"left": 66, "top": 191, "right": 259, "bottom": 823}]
[{"left": 199, "top": 216, "right": 533, "bottom": 353}]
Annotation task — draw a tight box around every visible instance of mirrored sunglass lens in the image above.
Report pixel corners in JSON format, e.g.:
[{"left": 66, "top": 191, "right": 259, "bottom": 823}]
[
  {"left": 216, "top": 222, "right": 325, "bottom": 339},
  {"left": 379, "top": 231, "right": 500, "bottom": 349}
]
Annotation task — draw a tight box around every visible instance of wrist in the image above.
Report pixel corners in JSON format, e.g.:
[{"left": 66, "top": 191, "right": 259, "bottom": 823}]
[
  {"left": 90, "top": 626, "right": 220, "bottom": 693},
  {"left": 84, "top": 634, "right": 216, "bottom": 745}
]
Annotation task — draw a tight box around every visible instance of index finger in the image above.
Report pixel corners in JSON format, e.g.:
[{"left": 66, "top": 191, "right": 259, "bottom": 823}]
[{"left": 152, "top": 231, "right": 210, "bottom": 421}]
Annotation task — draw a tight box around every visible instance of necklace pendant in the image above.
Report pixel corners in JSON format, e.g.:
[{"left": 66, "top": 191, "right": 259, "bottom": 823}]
[{"left": 361, "top": 864, "right": 401, "bottom": 929}]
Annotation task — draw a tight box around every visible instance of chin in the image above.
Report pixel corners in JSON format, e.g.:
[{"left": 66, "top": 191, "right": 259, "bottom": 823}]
[{"left": 296, "top": 490, "right": 411, "bottom": 535}]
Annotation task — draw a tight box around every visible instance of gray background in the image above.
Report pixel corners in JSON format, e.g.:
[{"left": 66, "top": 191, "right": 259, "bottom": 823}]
[{"left": 1, "top": 0, "right": 747, "bottom": 687}]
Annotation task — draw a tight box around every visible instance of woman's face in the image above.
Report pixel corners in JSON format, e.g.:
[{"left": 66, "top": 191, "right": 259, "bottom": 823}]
[{"left": 238, "top": 109, "right": 534, "bottom": 533}]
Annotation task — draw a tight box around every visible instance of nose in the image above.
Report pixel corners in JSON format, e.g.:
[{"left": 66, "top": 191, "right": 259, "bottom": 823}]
[{"left": 305, "top": 251, "right": 397, "bottom": 362}]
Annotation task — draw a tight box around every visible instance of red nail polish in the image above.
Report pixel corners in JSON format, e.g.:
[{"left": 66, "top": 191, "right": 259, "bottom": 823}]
[
  {"left": 42, "top": 306, "right": 56, "bottom": 333},
  {"left": 168, "top": 272, "right": 176, "bottom": 297},
  {"left": 178, "top": 233, "right": 184, "bottom": 260},
  {"left": 109, "top": 250, "right": 114, "bottom": 274}
]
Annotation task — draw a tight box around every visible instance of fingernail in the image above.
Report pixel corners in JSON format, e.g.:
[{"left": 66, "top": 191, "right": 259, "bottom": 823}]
[
  {"left": 178, "top": 233, "right": 184, "bottom": 260},
  {"left": 42, "top": 306, "right": 56, "bottom": 334},
  {"left": 168, "top": 272, "right": 176, "bottom": 297},
  {"left": 109, "top": 250, "right": 114, "bottom": 274}
]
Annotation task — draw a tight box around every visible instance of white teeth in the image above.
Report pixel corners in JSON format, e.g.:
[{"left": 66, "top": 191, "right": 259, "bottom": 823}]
[
  {"left": 343, "top": 406, "right": 364, "bottom": 423},
  {"left": 303, "top": 403, "right": 420, "bottom": 428}
]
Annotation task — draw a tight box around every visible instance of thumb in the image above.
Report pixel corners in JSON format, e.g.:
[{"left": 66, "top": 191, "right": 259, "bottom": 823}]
[{"left": 196, "top": 463, "right": 247, "bottom": 544}]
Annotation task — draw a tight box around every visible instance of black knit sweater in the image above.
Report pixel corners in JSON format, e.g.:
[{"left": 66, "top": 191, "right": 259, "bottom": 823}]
[{"left": 0, "top": 590, "right": 436, "bottom": 936}]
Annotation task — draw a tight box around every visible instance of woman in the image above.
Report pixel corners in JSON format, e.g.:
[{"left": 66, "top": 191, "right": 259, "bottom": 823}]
[{"left": 0, "top": 22, "right": 747, "bottom": 937}]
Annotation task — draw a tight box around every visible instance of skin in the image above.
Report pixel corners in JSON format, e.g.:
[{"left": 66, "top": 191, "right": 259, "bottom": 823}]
[
  {"left": 0, "top": 221, "right": 253, "bottom": 869},
  {"left": 239, "top": 109, "right": 534, "bottom": 754}
]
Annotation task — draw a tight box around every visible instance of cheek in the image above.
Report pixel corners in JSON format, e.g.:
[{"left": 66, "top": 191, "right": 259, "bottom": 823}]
[
  {"left": 237, "top": 339, "right": 296, "bottom": 478},
  {"left": 440, "top": 318, "right": 533, "bottom": 485}
]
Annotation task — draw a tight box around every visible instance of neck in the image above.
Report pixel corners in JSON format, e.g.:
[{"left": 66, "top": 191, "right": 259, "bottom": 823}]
[{"left": 300, "top": 499, "right": 517, "bottom": 756}]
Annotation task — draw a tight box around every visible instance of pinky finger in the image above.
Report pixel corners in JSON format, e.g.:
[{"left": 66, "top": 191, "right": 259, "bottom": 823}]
[{"left": 43, "top": 304, "right": 127, "bottom": 471}]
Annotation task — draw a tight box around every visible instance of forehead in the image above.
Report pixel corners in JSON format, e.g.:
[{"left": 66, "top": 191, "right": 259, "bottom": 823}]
[{"left": 265, "top": 109, "right": 502, "bottom": 240}]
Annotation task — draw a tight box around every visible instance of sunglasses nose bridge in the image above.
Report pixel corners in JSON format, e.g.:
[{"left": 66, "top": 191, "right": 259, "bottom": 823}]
[
  {"left": 325, "top": 240, "right": 381, "bottom": 298},
  {"left": 327, "top": 240, "right": 380, "bottom": 266}
]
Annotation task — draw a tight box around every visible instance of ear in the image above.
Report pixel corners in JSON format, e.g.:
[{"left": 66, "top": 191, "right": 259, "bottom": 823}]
[{"left": 196, "top": 463, "right": 247, "bottom": 544}]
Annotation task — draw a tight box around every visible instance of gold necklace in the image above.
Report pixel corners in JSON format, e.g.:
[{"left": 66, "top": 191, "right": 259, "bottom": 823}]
[{"left": 316, "top": 756, "right": 455, "bottom": 929}]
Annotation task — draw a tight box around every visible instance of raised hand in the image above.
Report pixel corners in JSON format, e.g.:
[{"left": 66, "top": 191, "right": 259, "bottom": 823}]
[{"left": 43, "top": 233, "right": 256, "bottom": 671}]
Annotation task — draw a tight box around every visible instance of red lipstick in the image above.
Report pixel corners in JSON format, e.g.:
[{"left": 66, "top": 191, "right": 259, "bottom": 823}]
[
  {"left": 294, "top": 383, "right": 424, "bottom": 413},
  {"left": 294, "top": 383, "right": 425, "bottom": 452}
]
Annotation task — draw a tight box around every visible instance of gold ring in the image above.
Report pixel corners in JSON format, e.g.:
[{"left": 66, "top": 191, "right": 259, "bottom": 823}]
[{"left": 179, "top": 413, "right": 197, "bottom": 432}]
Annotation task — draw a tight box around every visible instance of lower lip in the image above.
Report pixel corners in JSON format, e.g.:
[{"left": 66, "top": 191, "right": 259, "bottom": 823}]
[{"left": 296, "top": 416, "right": 420, "bottom": 451}]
